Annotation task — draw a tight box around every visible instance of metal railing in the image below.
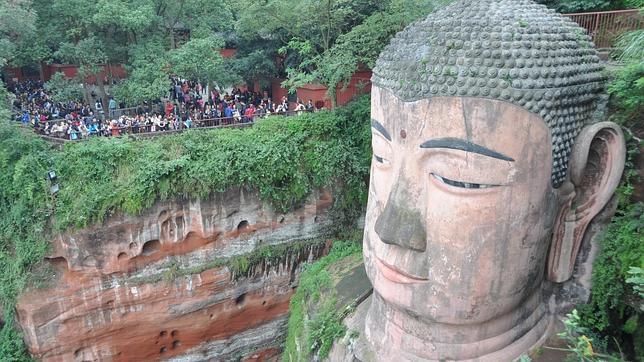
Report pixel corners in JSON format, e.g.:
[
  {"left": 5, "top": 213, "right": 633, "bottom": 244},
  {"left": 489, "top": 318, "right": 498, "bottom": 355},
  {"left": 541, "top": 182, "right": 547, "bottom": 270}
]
[
  {"left": 34, "top": 110, "right": 305, "bottom": 142},
  {"left": 564, "top": 9, "right": 642, "bottom": 49},
  {"left": 111, "top": 107, "right": 139, "bottom": 118}
]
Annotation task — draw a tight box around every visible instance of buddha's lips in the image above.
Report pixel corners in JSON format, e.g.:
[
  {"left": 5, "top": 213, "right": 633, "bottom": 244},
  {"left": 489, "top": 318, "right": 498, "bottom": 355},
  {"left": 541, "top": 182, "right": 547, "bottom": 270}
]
[{"left": 375, "top": 257, "right": 428, "bottom": 284}]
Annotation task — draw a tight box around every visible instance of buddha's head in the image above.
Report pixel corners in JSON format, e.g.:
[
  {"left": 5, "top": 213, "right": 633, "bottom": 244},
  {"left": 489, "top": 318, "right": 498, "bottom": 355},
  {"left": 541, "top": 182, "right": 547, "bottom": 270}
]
[{"left": 364, "top": 0, "right": 626, "bottom": 330}]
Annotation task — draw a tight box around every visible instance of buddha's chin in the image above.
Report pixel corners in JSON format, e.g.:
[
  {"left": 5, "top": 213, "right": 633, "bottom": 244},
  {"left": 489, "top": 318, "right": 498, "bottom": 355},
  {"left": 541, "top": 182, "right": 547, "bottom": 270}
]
[{"left": 365, "top": 253, "right": 533, "bottom": 325}]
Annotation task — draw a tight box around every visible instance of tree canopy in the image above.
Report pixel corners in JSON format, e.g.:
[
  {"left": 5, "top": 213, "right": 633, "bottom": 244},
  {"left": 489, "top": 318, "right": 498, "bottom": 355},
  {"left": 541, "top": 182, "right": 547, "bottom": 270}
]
[
  {"left": 1, "top": 0, "right": 640, "bottom": 104},
  {"left": 2, "top": 0, "right": 455, "bottom": 103}
]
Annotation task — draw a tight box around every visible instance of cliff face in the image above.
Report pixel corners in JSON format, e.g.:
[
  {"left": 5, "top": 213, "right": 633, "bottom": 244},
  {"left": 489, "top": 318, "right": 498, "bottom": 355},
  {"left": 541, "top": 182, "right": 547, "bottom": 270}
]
[{"left": 17, "top": 188, "right": 333, "bottom": 361}]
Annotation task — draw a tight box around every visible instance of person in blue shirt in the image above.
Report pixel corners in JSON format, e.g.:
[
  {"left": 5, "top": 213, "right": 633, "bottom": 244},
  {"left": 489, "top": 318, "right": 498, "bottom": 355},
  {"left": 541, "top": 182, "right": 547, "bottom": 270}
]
[
  {"left": 224, "top": 104, "right": 234, "bottom": 125},
  {"left": 88, "top": 121, "right": 99, "bottom": 136}
]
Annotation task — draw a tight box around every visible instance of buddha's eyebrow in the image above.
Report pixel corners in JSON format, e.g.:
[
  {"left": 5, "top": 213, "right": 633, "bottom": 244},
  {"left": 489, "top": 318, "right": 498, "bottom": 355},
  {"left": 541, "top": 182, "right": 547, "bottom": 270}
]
[
  {"left": 371, "top": 119, "right": 391, "bottom": 141},
  {"left": 420, "top": 138, "right": 515, "bottom": 162}
]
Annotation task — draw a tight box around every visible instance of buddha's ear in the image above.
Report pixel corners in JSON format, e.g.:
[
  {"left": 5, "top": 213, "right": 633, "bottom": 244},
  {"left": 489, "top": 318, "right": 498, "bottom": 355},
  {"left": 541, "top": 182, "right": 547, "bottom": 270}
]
[{"left": 547, "top": 122, "right": 626, "bottom": 283}]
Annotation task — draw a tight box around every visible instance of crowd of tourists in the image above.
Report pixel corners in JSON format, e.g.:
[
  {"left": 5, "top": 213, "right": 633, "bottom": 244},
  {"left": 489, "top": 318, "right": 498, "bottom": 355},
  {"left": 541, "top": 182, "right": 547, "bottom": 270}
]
[{"left": 8, "top": 77, "right": 318, "bottom": 141}]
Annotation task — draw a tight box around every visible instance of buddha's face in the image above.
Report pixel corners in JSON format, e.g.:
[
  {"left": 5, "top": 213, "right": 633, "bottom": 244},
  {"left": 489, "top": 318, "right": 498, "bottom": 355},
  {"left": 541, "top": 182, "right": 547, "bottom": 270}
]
[{"left": 364, "top": 86, "right": 559, "bottom": 324}]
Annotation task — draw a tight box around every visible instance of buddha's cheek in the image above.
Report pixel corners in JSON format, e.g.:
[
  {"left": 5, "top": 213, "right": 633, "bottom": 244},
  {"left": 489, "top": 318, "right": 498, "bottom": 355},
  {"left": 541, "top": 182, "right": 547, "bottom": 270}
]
[{"left": 424, "top": 184, "right": 549, "bottom": 312}]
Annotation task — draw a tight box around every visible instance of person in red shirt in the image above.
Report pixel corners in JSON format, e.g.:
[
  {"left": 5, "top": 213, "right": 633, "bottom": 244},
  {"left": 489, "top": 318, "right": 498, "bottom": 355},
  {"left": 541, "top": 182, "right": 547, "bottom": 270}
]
[
  {"left": 110, "top": 119, "right": 120, "bottom": 137},
  {"left": 244, "top": 104, "right": 256, "bottom": 122},
  {"left": 165, "top": 102, "right": 174, "bottom": 118}
]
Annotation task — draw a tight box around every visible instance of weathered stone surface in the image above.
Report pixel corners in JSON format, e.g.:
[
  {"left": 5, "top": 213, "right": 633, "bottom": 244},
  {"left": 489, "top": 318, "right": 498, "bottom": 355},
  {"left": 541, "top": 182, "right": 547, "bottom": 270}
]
[{"left": 17, "top": 188, "right": 333, "bottom": 361}]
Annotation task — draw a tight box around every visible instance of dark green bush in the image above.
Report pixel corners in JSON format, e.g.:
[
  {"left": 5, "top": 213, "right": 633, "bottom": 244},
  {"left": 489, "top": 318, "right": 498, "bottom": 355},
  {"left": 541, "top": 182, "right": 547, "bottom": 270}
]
[
  {"left": 607, "top": 61, "right": 644, "bottom": 130},
  {"left": 284, "top": 238, "right": 362, "bottom": 361},
  {"left": 578, "top": 202, "right": 643, "bottom": 357},
  {"left": 575, "top": 30, "right": 644, "bottom": 357}
]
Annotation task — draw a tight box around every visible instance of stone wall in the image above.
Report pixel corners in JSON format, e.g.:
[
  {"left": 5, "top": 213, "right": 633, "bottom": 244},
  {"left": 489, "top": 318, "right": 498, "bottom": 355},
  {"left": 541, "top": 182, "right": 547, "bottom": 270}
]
[{"left": 16, "top": 187, "right": 334, "bottom": 361}]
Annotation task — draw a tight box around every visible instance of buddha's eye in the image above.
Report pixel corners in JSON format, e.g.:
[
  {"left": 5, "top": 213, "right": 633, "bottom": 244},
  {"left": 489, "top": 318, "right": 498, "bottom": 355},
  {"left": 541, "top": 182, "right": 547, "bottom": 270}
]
[
  {"left": 374, "top": 154, "right": 390, "bottom": 165},
  {"left": 431, "top": 173, "right": 498, "bottom": 189}
]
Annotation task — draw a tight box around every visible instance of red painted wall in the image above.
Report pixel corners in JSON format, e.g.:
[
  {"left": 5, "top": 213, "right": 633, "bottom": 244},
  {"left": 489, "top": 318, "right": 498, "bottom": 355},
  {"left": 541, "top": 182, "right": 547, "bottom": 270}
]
[
  {"left": 271, "top": 78, "right": 290, "bottom": 104},
  {"left": 3, "top": 67, "right": 24, "bottom": 82},
  {"left": 220, "top": 49, "right": 238, "bottom": 58},
  {"left": 41, "top": 63, "right": 127, "bottom": 84},
  {"left": 335, "top": 70, "right": 372, "bottom": 106},
  {"left": 3, "top": 66, "right": 40, "bottom": 83},
  {"left": 294, "top": 70, "right": 372, "bottom": 110},
  {"left": 296, "top": 84, "right": 332, "bottom": 110}
]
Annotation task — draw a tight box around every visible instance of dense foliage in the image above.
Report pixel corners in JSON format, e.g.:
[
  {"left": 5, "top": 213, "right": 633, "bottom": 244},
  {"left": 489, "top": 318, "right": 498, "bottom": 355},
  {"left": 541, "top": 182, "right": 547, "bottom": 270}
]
[
  {"left": 278, "top": 0, "right": 451, "bottom": 99},
  {"left": 49, "top": 95, "right": 370, "bottom": 231},
  {"left": 43, "top": 72, "right": 84, "bottom": 103},
  {"left": 573, "top": 27, "right": 644, "bottom": 360},
  {"left": 0, "top": 95, "right": 371, "bottom": 360},
  {"left": 284, "top": 237, "right": 362, "bottom": 361},
  {"left": 0, "top": 124, "right": 52, "bottom": 360},
  {"left": 577, "top": 203, "right": 644, "bottom": 358},
  {"left": 609, "top": 28, "right": 644, "bottom": 131},
  {"left": 1, "top": 0, "right": 454, "bottom": 105}
]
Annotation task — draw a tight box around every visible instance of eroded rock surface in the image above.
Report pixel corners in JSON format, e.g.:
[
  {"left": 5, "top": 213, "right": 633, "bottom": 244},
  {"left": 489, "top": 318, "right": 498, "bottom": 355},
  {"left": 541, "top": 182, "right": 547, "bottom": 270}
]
[{"left": 17, "top": 188, "right": 333, "bottom": 361}]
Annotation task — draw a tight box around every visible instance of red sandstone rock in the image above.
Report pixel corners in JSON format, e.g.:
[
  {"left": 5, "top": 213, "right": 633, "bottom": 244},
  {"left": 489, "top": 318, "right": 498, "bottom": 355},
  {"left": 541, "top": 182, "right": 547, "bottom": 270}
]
[{"left": 17, "top": 188, "right": 333, "bottom": 361}]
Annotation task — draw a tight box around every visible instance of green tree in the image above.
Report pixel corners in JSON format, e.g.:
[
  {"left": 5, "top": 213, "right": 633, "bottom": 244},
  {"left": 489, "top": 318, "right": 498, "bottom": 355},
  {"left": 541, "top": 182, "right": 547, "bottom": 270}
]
[
  {"left": 0, "top": 0, "right": 38, "bottom": 67},
  {"left": 168, "top": 35, "right": 240, "bottom": 89},
  {"left": 228, "top": 39, "right": 281, "bottom": 86},
  {"left": 234, "top": 0, "right": 387, "bottom": 70},
  {"left": 14, "top": 0, "right": 237, "bottom": 107},
  {"left": 54, "top": 36, "right": 110, "bottom": 106},
  {"left": 112, "top": 39, "right": 171, "bottom": 106},
  {"left": 272, "top": 0, "right": 451, "bottom": 101},
  {"left": 44, "top": 72, "right": 85, "bottom": 103}
]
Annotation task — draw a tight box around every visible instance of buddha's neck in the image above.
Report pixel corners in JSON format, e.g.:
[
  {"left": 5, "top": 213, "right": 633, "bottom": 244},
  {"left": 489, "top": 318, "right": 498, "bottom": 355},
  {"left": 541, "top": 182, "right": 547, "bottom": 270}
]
[{"left": 363, "top": 290, "right": 552, "bottom": 361}]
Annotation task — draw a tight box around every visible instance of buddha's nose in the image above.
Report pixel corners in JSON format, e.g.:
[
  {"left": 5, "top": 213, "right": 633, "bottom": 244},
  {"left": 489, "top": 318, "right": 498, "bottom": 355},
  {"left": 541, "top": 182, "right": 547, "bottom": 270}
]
[{"left": 374, "top": 176, "right": 427, "bottom": 252}]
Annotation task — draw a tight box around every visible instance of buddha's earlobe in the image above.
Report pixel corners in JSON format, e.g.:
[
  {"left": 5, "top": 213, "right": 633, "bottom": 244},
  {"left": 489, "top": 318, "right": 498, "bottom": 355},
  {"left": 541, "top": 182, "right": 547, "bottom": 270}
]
[{"left": 547, "top": 122, "right": 626, "bottom": 283}]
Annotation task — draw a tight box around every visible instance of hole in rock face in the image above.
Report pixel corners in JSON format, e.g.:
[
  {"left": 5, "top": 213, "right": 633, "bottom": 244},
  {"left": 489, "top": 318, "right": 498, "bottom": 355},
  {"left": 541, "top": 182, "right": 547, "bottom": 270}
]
[
  {"left": 262, "top": 300, "right": 267, "bottom": 306},
  {"left": 171, "top": 330, "right": 178, "bottom": 338},
  {"left": 129, "top": 242, "right": 137, "bottom": 250},
  {"left": 160, "top": 330, "right": 167, "bottom": 337},
  {"left": 172, "top": 340, "right": 181, "bottom": 349},
  {"left": 117, "top": 252, "right": 128, "bottom": 261},
  {"left": 237, "top": 220, "right": 249, "bottom": 231},
  {"left": 46, "top": 256, "right": 68, "bottom": 271},
  {"left": 235, "top": 293, "right": 247, "bottom": 305},
  {"left": 160, "top": 347, "right": 167, "bottom": 354},
  {"left": 209, "top": 314, "right": 214, "bottom": 319},
  {"left": 279, "top": 216, "right": 285, "bottom": 224},
  {"left": 313, "top": 216, "right": 318, "bottom": 223},
  {"left": 142, "top": 240, "right": 161, "bottom": 256}
]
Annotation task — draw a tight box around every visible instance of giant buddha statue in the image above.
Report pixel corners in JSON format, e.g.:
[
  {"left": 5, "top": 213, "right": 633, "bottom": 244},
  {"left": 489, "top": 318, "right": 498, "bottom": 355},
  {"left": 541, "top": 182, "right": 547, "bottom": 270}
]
[{"left": 347, "top": 0, "right": 626, "bottom": 360}]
